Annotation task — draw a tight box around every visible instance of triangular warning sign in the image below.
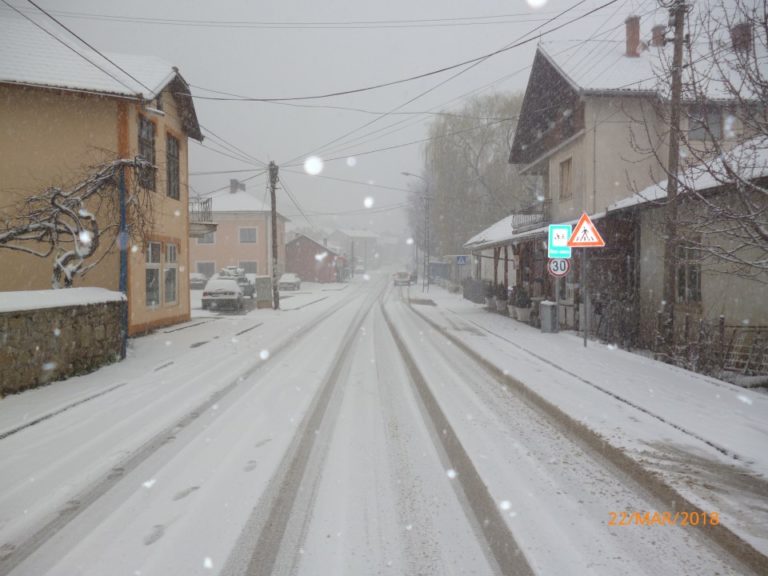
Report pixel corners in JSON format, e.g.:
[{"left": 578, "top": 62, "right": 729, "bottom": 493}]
[{"left": 567, "top": 213, "right": 605, "bottom": 247}]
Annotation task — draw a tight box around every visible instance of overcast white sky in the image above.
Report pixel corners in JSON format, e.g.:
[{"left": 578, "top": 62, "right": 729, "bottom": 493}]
[{"left": 14, "top": 0, "right": 656, "bottom": 236}]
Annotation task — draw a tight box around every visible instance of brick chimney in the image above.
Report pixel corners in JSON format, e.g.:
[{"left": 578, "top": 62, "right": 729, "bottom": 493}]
[
  {"left": 625, "top": 16, "right": 641, "bottom": 57},
  {"left": 651, "top": 24, "right": 666, "bottom": 47},
  {"left": 731, "top": 22, "right": 752, "bottom": 53}
]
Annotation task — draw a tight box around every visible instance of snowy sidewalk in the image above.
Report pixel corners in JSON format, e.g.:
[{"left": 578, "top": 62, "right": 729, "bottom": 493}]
[
  {"left": 0, "top": 282, "right": 351, "bottom": 438},
  {"left": 410, "top": 286, "right": 768, "bottom": 556}
]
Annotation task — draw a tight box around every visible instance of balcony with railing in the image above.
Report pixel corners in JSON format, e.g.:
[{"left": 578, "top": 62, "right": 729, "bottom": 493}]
[
  {"left": 512, "top": 199, "right": 551, "bottom": 233},
  {"left": 188, "top": 197, "right": 217, "bottom": 238}
]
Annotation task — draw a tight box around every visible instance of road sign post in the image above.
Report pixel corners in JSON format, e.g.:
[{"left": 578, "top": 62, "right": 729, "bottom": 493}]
[{"left": 566, "top": 213, "right": 605, "bottom": 348}]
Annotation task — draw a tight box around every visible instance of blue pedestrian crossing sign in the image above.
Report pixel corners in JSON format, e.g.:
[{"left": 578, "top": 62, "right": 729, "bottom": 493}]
[
  {"left": 548, "top": 224, "right": 572, "bottom": 258},
  {"left": 456, "top": 255, "right": 469, "bottom": 265}
]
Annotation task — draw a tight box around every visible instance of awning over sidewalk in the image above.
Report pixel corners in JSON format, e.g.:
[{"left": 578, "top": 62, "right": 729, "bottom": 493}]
[{"left": 463, "top": 211, "right": 606, "bottom": 251}]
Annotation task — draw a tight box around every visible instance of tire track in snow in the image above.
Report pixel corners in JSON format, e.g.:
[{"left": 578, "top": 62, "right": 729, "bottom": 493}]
[
  {"left": 381, "top": 304, "right": 535, "bottom": 576},
  {"left": 222, "top": 280, "right": 387, "bottom": 576},
  {"left": 0, "top": 289, "right": 367, "bottom": 576}
]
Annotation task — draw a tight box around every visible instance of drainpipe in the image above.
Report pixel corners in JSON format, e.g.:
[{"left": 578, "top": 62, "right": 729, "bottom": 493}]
[{"left": 119, "top": 166, "right": 128, "bottom": 359}]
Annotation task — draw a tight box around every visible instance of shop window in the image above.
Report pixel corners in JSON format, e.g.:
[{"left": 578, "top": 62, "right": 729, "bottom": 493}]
[
  {"left": 198, "top": 231, "right": 215, "bottom": 244},
  {"left": 197, "top": 261, "right": 215, "bottom": 278},
  {"left": 689, "top": 106, "right": 722, "bottom": 141}
]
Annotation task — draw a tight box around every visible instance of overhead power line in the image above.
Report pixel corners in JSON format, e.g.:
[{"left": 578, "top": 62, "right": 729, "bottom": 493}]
[
  {"left": 185, "top": 0, "right": 621, "bottom": 104},
  {"left": 23, "top": 7, "right": 606, "bottom": 30}
]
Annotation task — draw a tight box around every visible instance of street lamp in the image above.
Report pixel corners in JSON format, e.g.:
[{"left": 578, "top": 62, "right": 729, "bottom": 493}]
[{"left": 402, "top": 172, "right": 431, "bottom": 292}]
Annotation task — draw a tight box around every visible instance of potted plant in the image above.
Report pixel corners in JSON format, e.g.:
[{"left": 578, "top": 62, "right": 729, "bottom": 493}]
[
  {"left": 495, "top": 283, "right": 508, "bottom": 314},
  {"left": 507, "top": 287, "right": 519, "bottom": 318},
  {"left": 484, "top": 281, "right": 496, "bottom": 310},
  {"left": 515, "top": 286, "right": 532, "bottom": 323}
]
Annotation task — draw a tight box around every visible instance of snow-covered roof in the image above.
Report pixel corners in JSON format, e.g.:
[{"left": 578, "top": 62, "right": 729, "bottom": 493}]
[
  {"left": 209, "top": 190, "right": 286, "bottom": 217},
  {"left": 464, "top": 216, "right": 514, "bottom": 250},
  {"left": 287, "top": 233, "right": 341, "bottom": 256},
  {"left": 0, "top": 288, "right": 124, "bottom": 313},
  {"left": 0, "top": 12, "right": 174, "bottom": 100},
  {"left": 608, "top": 136, "right": 768, "bottom": 212}
]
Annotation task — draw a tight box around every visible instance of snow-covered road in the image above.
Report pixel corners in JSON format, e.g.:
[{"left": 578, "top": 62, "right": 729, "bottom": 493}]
[{"left": 0, "top": 276, "right": 763, "bottom": 575}]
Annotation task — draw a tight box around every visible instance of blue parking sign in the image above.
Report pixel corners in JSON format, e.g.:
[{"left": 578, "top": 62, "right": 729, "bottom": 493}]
[{"left": 548, "top": 225, "right": 572, "bottom": 259}]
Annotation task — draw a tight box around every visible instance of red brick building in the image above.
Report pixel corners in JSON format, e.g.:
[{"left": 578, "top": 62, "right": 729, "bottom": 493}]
[{"left": 285, "top": 234, "right": 346, "bottom": 283}]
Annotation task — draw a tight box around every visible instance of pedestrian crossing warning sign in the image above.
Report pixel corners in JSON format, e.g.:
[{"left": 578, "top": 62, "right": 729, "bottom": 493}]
[{"left": 567, "top": 213, "right": 605, "bottom": 248}]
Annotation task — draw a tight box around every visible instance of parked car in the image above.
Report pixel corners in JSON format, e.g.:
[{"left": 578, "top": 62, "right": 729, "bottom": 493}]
[
  {"left": 215, "top": 267, "right": 254, "bottom": 298},
  {"left": 189, "top": 272, "right": 207, "bottom": 290},
  {"left": 201, "top": 278, "right": 243, "bottom": 311},
  {"left": 235, "top": 276, "right": 255, "bottom": 298},
  {"left": 393, "top": 271, "right": 411, "bottom": 286},
  {"left": 278, "top": 273, "right": 301, "bottom": 291}
]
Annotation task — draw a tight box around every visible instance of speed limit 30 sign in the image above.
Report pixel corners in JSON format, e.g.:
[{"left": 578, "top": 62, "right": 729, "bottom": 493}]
[{"left": 548, "top": 258, "right": 570, "bottom": 278}]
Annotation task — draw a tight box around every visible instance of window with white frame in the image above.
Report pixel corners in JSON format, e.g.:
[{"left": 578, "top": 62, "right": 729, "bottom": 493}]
[
  {"left": 677, "top": 244, "right": 702, "bottom": 303},
  {"left": 239, "top": 261, "right": 258, "bottom": 274},
  {"left": 559, "top": 158, "right": 572, "bottom": 200},
  {"left": 166, "top": 134, "right": 180, "bottom": 200},
  {"left": 165, "top": 243, "right": 178, "bottom": 304},
  {"left": 689, "top": 106, "right": 722, "bottom": 141},
  {"left": 146, "top": 241, "right": 161, "bottom": 307},
  {"left": 138, "top": 116, "right": 156, "bottom": 190},
  {"left": 198, "top": 231, "right": 215, "bottom": 244},
  {"left": 239, "top": 227, "right": 258, "bottom": 243}
]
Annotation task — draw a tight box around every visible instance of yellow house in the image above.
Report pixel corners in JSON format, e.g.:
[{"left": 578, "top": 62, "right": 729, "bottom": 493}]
[{"left": 0, "top": 13, "right": 203, "bottom": 335}]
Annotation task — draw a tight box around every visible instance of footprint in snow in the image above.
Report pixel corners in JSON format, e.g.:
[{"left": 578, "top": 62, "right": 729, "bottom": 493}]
[
  {"left": 143, "top": 524, "right": 165, "bottom": 546},
  {"left": 172, "top": 486, "right": 200, "bottom": 501}
]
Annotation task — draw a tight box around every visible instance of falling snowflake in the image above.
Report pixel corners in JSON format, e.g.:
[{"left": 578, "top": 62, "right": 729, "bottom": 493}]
[
  {"left": 78, "top": 230, "right": 93, "bottom": 246},
  {"left": 446, "top": 469, "right": 457, "bottom": 479},
  {"left": 42, "top": 361, "right": 57, "bottom": 371},
  {"left": 737, "top": 395, "right": 753, "bottom": 406},
  {"left": 406, "top": 237, "right": 414, "bottom": 245},
  {"left": 363, "top": 197, "right": 374, "bottom": 208},
  {"left": 303, "top": 156, "right": 324, "bottom": 175},
  {"left": 203, "top": 557, "right": 213, "bottom": 569},
  {"left": 363, "top": 274, "right": 370, "bottom": 281},
  {"left": 499, "top": 500, "right": 511, "bottom": 511},
  {"left": 142, "top": 479, "right": 156, "bottom": 489},
  {"left": 53, "top": 327, "right": 61, "bottom": 337},
  {"left": 260, "top": 349, "right": 270, "bottom": 360},
  {"left": 174, "top": 209, "right": 181, "bottom": 217},
  {"left": 346, "top": 157, "right": 357, "bottom": 167},
  {"left": 315, "top": 251, "right": 328, "bottom": 262}
]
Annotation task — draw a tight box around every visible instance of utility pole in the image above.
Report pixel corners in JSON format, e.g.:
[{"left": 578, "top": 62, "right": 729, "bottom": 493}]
[
  {"left": 661, "top": 0, "right": 686, "bottom": 356},
  {"left": 423, "top": 195, "right": 430, "bottom": 292},
  {"left": 269, "top": 161, "right": 280, "bottom": 310}
]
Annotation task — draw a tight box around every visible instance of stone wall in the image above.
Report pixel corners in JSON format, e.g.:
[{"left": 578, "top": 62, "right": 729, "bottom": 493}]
[{"left": 0, "top": 300, "right": 125, "bottom": 396}]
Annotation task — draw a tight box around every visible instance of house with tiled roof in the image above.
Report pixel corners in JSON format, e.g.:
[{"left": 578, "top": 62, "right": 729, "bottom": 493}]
[
  {"left": 0, "top": 9, "right": 203, "bottom": 335},
  {"left": 189, "top": 188, "right": 288, "bottom": 279},
  {"left": 466, "top": 11, "right": 767, "bottom": 368}
]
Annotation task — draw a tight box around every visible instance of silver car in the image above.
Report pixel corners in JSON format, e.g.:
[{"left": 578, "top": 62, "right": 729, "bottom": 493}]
[{"left": 201, "top": 278, "right": 244, "bottom": 311}]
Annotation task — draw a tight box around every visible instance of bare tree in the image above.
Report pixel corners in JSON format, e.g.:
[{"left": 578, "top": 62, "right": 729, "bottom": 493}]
[
  {"left": 635, "top": 0, "right": 768, "bottom": 277},
  {"left": 673, "top": 0, "right": 768, "bottom": 277},
  {"left": 0, "top": 158, "right": 154, "bottom": 287},
  {"left": 416, "top": 93, "right": 524, "bottom": 255}
]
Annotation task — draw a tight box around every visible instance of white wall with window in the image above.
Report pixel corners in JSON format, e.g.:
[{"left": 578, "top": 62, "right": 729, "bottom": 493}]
[
  {"left": 239, "top": 261, "right": 258, "bottom": 274},
  {"left": 239, "top": 227, "right": 258, "bottom": 243},
  {"left": 198, "top": 231, "right": 215, "bottom": 244}
]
